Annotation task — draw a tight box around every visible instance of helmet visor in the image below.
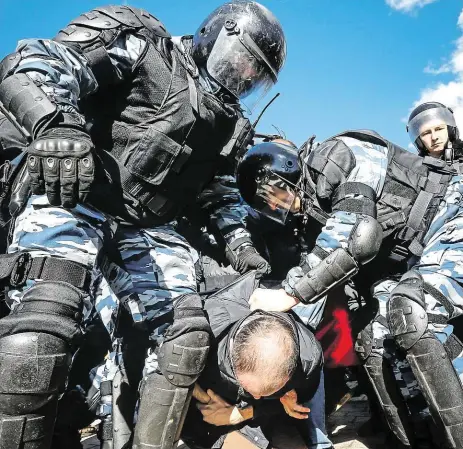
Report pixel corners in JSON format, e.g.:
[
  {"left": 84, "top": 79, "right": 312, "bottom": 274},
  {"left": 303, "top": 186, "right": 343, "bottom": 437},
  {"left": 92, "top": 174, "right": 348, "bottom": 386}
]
[
  {"left": 254, "top": 174, "right": 296, "bottom": 225},
  {"left": 408, "top": 107, "right": 456, "bottom": 143},
  {"left": 206, "top": 26, "right": 276, "bottom": 102}
]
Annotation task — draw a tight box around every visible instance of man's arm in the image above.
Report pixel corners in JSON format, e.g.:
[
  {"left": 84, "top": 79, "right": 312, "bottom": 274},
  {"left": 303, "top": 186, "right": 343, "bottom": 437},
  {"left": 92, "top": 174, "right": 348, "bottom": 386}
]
[
  {"left": 0, "top": 6, "right": 167, "bottom": 137},
  {"left": 198, "top": 170, "right": 270, "bottom": 277},
  {"left": 0, "top": 7, "right": 164, "bottom": 207},
  {"left": 250, "top": 136, "right": 387, "bottom": 311}
]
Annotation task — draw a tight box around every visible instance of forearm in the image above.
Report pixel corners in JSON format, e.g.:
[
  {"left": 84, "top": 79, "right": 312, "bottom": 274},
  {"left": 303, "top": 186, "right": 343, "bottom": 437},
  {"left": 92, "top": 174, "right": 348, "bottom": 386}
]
[
  {"left": 0, "top": 34, "right": 145, "bottom": 138},
  {"left": 198, "top": 174, "right": 251, "bottom": 247},
  {"left": 283, "top": 211, "right": 382, "bottom": 304},
  {"left": 233, "top": 405, "right": 254, "bottom": 423}
]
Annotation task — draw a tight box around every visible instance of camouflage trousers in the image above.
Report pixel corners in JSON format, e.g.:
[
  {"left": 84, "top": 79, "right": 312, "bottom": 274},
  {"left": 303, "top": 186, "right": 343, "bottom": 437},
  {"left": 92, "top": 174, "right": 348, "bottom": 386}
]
[
  {"left": 371, "top": 230, "right": 463, "bottom": 406},
  {"left": 7, "top": 195, "right": 198, "bottom": 411}
]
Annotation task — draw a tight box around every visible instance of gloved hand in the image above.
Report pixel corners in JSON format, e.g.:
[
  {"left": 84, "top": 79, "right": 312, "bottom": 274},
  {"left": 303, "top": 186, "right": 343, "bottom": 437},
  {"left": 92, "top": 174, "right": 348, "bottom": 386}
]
[
  {"left": 27, "top": 127, "right": 95, "bottom": 208},
  {"left": 228, "top": 246, "right": 270, "bottom": 278}
]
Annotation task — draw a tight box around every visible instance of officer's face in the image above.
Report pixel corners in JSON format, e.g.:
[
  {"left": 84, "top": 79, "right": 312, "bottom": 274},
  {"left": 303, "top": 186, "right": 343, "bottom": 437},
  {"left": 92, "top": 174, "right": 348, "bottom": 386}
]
[
  {"left": 237, "top": 372, "right": 289, "bottom": 400},
  {"left": 266, "top": 186, "right": 300, "bottom": 214},
  {"left": 419, "top": 121, "right": 449, "bottom": 157}
]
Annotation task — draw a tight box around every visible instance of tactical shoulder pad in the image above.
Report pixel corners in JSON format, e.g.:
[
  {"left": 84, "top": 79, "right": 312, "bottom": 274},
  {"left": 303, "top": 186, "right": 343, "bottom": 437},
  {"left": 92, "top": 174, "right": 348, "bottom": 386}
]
[
  {"left": 55, "top": 5, "right": 170, "bottom": 45},
  {"left": 0, "top": 53, "right": 21, "bottom": 83},
  {"left": 307, "top": 138, "right": 356, "bottom": 200}
]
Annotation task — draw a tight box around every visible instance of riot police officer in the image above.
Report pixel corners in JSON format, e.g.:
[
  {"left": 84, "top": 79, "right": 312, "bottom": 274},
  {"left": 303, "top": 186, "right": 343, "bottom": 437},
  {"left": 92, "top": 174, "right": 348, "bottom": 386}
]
[
  {"left": 237, "top": 124, "right": 463, "bottom": 448},
  {"left": 0, "top": 2, "right": 286, "bottom": 448}
]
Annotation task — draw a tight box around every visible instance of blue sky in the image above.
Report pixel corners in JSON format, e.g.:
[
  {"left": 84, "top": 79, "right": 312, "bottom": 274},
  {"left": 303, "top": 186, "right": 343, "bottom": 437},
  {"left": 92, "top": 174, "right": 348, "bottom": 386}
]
[{"left": 0, "top": 0, "right": 462, "bottom": 148}]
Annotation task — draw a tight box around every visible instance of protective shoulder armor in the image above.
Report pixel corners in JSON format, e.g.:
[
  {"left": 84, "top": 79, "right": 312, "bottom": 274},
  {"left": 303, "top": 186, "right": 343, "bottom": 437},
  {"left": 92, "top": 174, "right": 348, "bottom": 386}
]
[
  {"left": 307, "top": 138, "right": 356, "bottom": 200},
  {"left": 0, "top": 52, "right": 21, "bottom": 83},
  {"left": 55, "top": 5, "right": 170, "bottom": 44},
  {"left": 348, "top": 216, "right": 383, "bottom": 264},
  {"left": 122, "top": 6, "right": 171, "bottom": 37}
]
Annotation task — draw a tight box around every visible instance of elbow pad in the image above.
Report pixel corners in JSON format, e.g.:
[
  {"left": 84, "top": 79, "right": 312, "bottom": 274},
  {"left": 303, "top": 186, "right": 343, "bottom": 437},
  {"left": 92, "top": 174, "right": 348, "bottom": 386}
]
[
  {"left": 293, "top": 248, "right": 358, "bottom": 305},
  {"left": 348, "top": 216, "right": 383, "bottom": 265},
  {"left": 293, "top": 217, "right": 382, "bottom": 305},
  {"left": 0, "top": 73, "right": 58, "bottom": 140}
]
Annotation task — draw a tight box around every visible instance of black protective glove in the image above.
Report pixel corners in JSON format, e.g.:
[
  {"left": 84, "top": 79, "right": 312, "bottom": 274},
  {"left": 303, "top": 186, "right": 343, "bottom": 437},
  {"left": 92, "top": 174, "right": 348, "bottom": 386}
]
[
  {"left": 228, "top": 246, "right": 270, "bottom": 278},
  {"left": 27, "top": 127, "right": 95, "bottom": 208}
]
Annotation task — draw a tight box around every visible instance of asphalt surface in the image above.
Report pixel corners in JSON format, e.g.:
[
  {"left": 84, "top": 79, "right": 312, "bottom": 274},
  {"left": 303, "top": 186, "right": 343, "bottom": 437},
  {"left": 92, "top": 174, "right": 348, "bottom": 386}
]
[{"left": 82, "top": 395, "right": 387, "bottom": 449}]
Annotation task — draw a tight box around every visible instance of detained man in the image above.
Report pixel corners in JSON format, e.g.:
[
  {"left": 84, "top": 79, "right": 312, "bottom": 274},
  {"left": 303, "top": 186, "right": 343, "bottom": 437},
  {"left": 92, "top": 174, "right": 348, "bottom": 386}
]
[{"left": 181, "top": 273, "right": 333, "bottom": 449}]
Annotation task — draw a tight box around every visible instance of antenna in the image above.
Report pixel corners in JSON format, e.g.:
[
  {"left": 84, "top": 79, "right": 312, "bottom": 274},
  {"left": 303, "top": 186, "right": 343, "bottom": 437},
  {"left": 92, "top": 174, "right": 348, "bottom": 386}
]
[{"left": 252, "top": 92, "right": 280, "bottom": 129}]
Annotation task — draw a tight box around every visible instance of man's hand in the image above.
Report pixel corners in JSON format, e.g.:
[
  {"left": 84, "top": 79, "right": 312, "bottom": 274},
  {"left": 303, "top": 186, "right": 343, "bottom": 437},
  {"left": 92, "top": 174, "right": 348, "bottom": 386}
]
[
  {"left": 249, "top": 288, "right": 299, "bottom": 312},
  {"left": 280, "top": 389, "right": 310, "bottom": 420},
  {"left": 197, "top": 389, "right": 253, "bottom": 426},
  {"left": 193, "top": 383, "right": 211, "bottom": 404}
]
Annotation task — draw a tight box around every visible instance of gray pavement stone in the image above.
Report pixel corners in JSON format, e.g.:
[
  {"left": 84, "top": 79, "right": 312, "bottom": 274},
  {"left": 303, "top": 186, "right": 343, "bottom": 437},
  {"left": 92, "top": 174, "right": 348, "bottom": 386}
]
[{"left": 82, "top": 396, "right": 386, "bottom": 449}]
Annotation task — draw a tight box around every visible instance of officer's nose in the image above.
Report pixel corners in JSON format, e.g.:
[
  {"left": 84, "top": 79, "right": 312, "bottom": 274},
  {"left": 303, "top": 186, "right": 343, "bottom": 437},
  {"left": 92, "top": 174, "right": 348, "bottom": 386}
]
[{"left": 268, "top": 201, "right": 278, "bottom": 211}]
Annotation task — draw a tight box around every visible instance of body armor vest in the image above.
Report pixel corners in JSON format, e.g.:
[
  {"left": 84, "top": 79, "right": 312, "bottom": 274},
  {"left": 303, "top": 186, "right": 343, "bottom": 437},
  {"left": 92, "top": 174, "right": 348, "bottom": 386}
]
[
  {"left": 335, "top": 131, "right": 457, "bottom": 262},
  {"left": 82, "top": 35, "right": 240, "bottom": 225}
]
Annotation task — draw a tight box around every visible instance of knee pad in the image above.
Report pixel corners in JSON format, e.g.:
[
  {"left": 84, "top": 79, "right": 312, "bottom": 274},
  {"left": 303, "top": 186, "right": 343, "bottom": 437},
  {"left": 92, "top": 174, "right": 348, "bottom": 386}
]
[
  {"left": 387, "top": 271, "right": 428, "bottom": 351},
  {"left": 0, "top": 281, "right": 84, "bottom": 346},
  {"left": 0, "top": 331, "right": 71, "bottom": 448},
  {"left": 158, "top": 293, "right": 211, "bottom": 387}
]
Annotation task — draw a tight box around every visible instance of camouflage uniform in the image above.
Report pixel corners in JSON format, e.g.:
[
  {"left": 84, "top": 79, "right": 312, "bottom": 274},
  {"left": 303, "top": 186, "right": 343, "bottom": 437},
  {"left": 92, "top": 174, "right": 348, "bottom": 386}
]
[
  {"left": 0, "top": 20, "right": 254, "bottom": 445},
  {"left": 278, "top": 132, "right": 463, "bottom": 445},
  {"left": 2, "top": 31, "right": 251, "bottom": 334},
  {"left": 372, "top": 172, "right": 463, "bottom": 383},
  {"left": 286, "top": 135, "right": 389, "bottom": 329}
]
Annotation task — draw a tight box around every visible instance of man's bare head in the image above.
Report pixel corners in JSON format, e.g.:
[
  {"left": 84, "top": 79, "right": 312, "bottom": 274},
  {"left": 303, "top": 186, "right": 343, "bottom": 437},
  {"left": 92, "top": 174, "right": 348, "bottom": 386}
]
[
  {"left": 231, "top": 314, "right": 298, "bottom": 399},
  {"left": 271, "top": 138, "right": 298, "bottom": 149}
]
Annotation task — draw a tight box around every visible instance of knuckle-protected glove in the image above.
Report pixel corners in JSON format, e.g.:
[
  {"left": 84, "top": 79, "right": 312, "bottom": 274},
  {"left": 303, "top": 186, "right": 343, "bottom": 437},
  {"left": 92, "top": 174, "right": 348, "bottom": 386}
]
[
  {"left": 229, "top": 246, "right": 270, "bottom": 278},
  {"left": 27, "top": 127, "right": 95, "bottom": 208}
]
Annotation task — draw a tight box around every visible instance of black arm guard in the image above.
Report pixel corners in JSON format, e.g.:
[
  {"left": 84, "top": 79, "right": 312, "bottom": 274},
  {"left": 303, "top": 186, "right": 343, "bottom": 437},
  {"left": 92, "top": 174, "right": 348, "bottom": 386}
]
[
  {"left": 294, "top": 216, "right": 382, "bottom": 304},
  {"left": 0, "top": 73, "right": 58, "bottom": 140},
  {"left": 293, "top": 247, "right": 358, "bottom": 305},
  {"left": 348, "top": 215, "right": 383, "bottom": 264}
]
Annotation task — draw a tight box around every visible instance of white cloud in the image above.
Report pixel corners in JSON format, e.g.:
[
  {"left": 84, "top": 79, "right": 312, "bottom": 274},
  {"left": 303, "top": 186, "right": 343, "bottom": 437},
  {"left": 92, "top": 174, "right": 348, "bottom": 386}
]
[
  {"left": 410, "top": 12, "right": 463, "bottom": 131},
  {"left": 423, "top": 62, "right": 452, "bottom": 75},
  {"left": 385, "top": 0, "right": 438, "bottom": 12},
  {"left": 413, "top": 81, "right": 463, "bottom": 130}
]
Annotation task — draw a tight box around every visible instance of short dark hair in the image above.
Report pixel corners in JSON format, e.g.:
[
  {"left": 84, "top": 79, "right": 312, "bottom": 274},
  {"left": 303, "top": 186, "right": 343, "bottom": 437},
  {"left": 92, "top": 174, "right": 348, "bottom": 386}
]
[{"left": 231, "top": 314, "right": 298, "bottom": 394}]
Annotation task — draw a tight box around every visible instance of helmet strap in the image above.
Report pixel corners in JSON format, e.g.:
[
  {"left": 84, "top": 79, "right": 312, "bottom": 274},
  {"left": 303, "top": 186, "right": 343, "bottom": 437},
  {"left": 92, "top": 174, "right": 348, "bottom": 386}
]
[{"left": 444, "top": 143, "right": 454, "bottom": 165}]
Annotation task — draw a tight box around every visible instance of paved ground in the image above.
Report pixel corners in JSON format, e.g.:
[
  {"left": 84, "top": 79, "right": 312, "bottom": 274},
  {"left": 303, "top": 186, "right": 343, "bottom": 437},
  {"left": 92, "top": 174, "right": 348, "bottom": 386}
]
[
  {"left": 327, "top": 395, "right": 387, "bottom": 449},
  {"left": 82, "top": 395, "right": 387, "bottom": 449}
]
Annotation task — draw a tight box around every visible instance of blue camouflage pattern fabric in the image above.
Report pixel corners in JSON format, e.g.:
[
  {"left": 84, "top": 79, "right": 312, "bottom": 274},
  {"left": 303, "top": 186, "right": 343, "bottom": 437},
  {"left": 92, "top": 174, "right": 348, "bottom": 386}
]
[
  {"left": 285, "top": 136, "right": 389, "bottom": 328},
  {"left": 3, "top": 29, "right": 254, "bottom": 430},
  {"left": 372, "top": 172, "right": 463, "bottom": 386},
  {"left": 8, "top": 195, "right": 198, "bottom": 394},
  {"left": 280, "top": 133, "right": 463, "bottom": 407},
  {"left": 10, "top": 36, "right": 252, "bottom": 250}
]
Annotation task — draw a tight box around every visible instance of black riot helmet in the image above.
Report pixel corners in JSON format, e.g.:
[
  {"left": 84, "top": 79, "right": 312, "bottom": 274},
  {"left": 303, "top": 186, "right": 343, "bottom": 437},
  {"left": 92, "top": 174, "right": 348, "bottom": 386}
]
[
  {"left": 237, "top": 141, "right": 300, "bottom": 224},
  {"left": 192, "top": 1, "right": 286, "bottom": 106},
  {"left": 407, "top": 102, "right": 459, "bottom": 153}
]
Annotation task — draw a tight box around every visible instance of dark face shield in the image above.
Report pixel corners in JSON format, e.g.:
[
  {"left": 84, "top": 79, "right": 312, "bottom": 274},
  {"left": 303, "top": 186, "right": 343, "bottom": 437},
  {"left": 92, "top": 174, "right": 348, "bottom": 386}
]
[
  {"left": 206, "top": 25, "right": 277, "bottom": 109},
  {"left": 408, "top": 107, "right": 456, "bottom": 144},
  {"left": 254, "top": 175, "right": 297, "bottom": 225}
]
